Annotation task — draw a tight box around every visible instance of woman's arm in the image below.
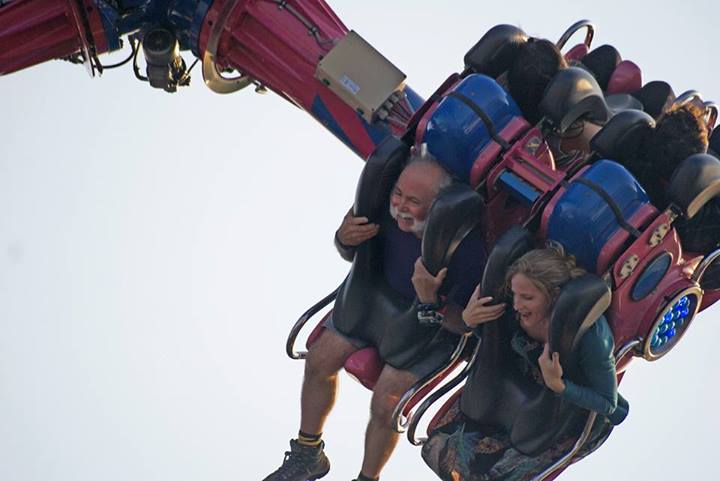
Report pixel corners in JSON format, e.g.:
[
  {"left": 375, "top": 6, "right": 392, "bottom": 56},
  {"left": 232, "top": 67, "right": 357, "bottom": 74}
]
[
  {"left": 559, "top": 323, "right": 618, "bottom": 416},
  {"left": 540, "top": 318, "right": 627, "bottom": 422}
]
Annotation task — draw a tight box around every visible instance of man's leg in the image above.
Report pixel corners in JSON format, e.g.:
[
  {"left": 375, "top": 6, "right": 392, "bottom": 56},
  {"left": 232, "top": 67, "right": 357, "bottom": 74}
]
[
  {"left": 300, "top": 328, "right": 359, "bottom": 435},
  {"left": 359, "top": 365, "right": 419, "bottom": 480},
  {"left": 263, "top": 328, "right": 358, "bottom": 481}
]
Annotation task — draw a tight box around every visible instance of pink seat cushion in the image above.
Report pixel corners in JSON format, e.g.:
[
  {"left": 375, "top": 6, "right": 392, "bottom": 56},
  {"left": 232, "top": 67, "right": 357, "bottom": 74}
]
[
  {"left": 305, "top": 311, "right": 333, "bottom": 349},
  {"left": 564, "top": 43, "right": 589, "bottom": 62},
  {"left": 344, "top": 347, "right": 384, "bottom": 390},
  {"left": 607, "top": 60, "right": 642, "bottom": 95},
  {"left": 305, "top": 313, "right": 462, "bottom": 397},
  {"left": 305, "top": 314, "right": 384, "bottom": 390}
]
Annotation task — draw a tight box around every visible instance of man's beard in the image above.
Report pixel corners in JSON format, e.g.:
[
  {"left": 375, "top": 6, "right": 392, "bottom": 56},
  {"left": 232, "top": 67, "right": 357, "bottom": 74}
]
[{"left": 389, "top": 203, "right": 426, "bottom": 237}]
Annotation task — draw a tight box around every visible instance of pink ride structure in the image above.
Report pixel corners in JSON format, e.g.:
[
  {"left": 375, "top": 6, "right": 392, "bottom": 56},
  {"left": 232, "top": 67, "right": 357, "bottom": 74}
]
[{"left": 3, "top": 2, "right": 720, "bottom": 479}]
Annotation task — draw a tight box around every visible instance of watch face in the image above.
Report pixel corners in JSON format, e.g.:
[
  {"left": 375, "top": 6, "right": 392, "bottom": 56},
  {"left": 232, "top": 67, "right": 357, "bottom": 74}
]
[{"left": 417, "top": 308, "right": 444, "bottom": 326}]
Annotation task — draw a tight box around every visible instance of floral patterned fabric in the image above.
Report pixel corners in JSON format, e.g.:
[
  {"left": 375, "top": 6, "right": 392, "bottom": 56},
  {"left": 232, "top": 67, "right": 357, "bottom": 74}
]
[{"left": 421, "top": 329, "right": 614, "bottom": 481}]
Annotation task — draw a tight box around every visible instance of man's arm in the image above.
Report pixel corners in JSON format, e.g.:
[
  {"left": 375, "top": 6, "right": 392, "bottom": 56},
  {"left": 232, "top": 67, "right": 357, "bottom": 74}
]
[
  {"left": 411, "top": 258, "right": 470, "bottom": 334},
  {"left": 334, "top": 207, "right": 379, "bottom": 262}
]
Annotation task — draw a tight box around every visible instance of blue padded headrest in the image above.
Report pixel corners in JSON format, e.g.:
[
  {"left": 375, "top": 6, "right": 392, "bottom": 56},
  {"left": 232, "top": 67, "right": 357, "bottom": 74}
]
[
  {"left": 546, "top": 160, "right": 650, "bottom": 273},
  {"left": 422, "top": 74, "right": 522, "bottom": 183}
]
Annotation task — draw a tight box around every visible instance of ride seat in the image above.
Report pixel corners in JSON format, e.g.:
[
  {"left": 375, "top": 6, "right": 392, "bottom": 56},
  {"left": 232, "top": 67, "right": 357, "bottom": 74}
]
[
  {"left": 606, "top": 60, "right": 642, "bottom": 95},
  {"left": 539, "top": 67, "right": 610, "bottom": 134},
  {"left": 459, "top": 226, "right": 613, "bottom": 455},
  {"left": 579, "top": 44, "right": 621, "bottom": 91},
  {"left": 631, "top": 80, "right": 676, "bottom": 119},
  {"left": 320, "top": 136, "right": 485, "bottom": 380},
  {"left": 590, "top": 109, "right": 655, "bottom": 167},
  {"left": 463, "top": 24, "right": 529, "bottom": 78},
  {"left": 577, "top": 44, "right": 642, "bottom": 95}
]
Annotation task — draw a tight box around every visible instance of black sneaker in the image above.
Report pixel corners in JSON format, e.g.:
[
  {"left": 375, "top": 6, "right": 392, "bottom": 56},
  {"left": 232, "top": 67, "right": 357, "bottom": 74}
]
[{"left": 262, "top": 439, "right": 330, "bottom": 481}]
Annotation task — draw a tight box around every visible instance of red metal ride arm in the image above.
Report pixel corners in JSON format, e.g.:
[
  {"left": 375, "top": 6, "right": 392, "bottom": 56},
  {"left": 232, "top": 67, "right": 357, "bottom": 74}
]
[
  {"left": 0, "top": 0, "right": 108, "bottom": 75},
  {"left": 198, "top": 0, "right": 407, "bottom": 158}
]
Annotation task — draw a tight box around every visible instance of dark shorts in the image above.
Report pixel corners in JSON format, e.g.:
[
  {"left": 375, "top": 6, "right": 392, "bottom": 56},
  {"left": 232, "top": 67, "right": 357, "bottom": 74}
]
[{"left": 324, "top": 312, "right": 456, "bottom": 379}]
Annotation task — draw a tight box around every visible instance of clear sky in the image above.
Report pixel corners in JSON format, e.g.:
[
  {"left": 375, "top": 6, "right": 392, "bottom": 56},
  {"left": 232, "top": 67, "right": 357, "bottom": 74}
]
[{"left": 1, "top": 1, "right": 719, "bottom": 481}]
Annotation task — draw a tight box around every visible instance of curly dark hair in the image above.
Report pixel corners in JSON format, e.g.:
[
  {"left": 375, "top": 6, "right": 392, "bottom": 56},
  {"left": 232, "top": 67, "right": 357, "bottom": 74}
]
[
  {"left": 632, "top": 103, "right": 709, "bottom": 205},
  {"left": 507, "top": 39, "right": 568, "bottom": 125}
]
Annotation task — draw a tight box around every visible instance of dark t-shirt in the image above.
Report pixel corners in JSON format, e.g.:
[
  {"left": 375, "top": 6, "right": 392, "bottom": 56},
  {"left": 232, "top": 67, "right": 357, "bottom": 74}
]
[{"left": 379, "top": 215, "right": 486, "bottom": 306}]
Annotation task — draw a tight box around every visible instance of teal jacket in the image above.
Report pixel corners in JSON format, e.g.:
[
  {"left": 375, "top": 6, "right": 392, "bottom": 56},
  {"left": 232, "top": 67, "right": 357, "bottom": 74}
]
[{"left": 558, "top": 315, "right": 629, "bottom": 425}]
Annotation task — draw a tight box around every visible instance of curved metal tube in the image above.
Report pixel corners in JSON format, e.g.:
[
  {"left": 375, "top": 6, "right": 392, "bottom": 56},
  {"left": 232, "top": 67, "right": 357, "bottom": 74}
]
[
  {"left": 404, "top": 336, "right": 482, "bottom": 445},
  {"left": 674, "top": 90, "right": 703, "bottom": 107},
  {"left": 531, "top": 338, "right": 641, "bottom": 481},
  {"left": 673, "top": 90, "right": 717, "bottom": 126},
  {"left": 691, "top": 247, "right": 720, "bottom": 286},
  {"left": 391, "top": 333, "right": 470, "bottom": 436},
  {"left": 201, "top": 0, "right": 254, "bottom": 94},
  {"left": 532, "top": 412, "right": 599, "bottom": 481},
  {"left": 556, "top": 19, "right": 595, "bottom": 51},
  {"left": 704, "top": 101, "right": 718, "bottom": 132},
  {"left": 285, "top": 287, "right": 339, "bottom": 360},
  {"left": 392, "top": 334, "right": 470, "bottom": 434}
]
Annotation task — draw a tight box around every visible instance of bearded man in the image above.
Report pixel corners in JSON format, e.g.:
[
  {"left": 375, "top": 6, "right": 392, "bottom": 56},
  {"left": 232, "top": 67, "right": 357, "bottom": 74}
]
[{"left": 263, "top": 150, "right": 489, "bottom": 481}]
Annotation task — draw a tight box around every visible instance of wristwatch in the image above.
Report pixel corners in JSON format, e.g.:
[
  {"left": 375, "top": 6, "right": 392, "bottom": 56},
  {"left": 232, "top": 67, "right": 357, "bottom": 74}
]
[{"left": 417, "top": 302, "right": 445, "bottom": 326}]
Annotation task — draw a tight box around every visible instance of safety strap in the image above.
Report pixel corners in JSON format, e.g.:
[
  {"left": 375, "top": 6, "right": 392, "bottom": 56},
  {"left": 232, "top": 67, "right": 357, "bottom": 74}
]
[
  {"left": 446, "top": 91, "right": 512, "bottom": 149},
  {"left": 572, "top": 178, "right": 643, "bottom": 238}
]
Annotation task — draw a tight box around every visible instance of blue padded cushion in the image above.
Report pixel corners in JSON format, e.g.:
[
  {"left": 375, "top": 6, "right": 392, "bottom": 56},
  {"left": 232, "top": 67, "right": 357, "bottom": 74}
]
[
  {"left": 547, "top": 160, "right": 650, "bottom": 272},
  {"left": 422, "top": 74, "right": 522, "bottom": 183}
]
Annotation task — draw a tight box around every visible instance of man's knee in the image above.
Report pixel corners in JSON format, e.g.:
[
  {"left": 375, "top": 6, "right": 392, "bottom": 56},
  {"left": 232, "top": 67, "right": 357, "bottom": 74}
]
[
  {"left": 370, "top": 367, "right": 418, "bottom": 423},
  {"left": 305, "top": 330, "right": 356, "bottom": 379}
]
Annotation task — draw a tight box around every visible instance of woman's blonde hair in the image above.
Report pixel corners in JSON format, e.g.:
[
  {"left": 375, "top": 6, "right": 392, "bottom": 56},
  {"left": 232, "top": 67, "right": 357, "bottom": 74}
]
[{"left": 505, "top": 241, "right": 586, "bottom": 304}]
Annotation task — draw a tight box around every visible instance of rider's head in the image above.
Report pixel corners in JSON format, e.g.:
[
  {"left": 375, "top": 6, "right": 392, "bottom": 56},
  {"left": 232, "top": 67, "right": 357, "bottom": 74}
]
[
  {"left": 507, "top": 38, "right": 568, "bottom": 125},
  {"left": 505, "top": 242, "right": 585, "bottom": 335},
  {"left": 632, "top": 103, "right": 709, "bottom": 204},
  {"left": 647, "top": 103, "right": 709, "bottom": 178},
  {"left": 389, "top": 145, "right": 452, "bottom": 238}
]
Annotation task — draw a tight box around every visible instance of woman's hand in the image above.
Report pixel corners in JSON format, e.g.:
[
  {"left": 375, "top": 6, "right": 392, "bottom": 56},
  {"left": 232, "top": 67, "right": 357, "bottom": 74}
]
[
  {"left": 539, "top": 343, "right": 566, "bottom": 394},
  {"left": 461, "top": 284, "right": 506, "bottom": 328},
  {"left": 411, "top": 257, "right": 447, "bottom": 304},
  {"left": 337, "top": 207, "right": 379, "bottom": 247}
]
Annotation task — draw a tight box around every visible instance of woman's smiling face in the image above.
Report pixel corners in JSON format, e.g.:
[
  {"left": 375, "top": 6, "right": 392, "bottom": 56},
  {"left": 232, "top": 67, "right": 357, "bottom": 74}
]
[{"left": 510, "top": 273, "right": 552, "bottom": 333}]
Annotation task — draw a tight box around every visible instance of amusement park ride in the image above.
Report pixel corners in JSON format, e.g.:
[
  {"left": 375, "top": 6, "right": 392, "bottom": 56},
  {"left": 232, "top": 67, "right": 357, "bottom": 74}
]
[{"left": 2, "top": 0, "right": 720, "bottom": 480}]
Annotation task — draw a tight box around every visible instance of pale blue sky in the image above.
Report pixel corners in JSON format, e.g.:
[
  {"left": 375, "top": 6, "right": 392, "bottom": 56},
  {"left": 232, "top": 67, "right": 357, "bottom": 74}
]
[{"left": 1, "top": 1, "right": 719, "bottom": 481}]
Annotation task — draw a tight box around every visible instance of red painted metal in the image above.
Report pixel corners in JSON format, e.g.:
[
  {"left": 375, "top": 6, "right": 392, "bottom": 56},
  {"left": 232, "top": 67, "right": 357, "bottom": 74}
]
[
  {"left": 198, "top": 0, "right": 346, "bottom": 106},
  {"left": 0, "top": 0, "right": 108, "bottom": 75},
  {"left": 595, "top": 203, "right": 657, "bottom": 274},
  {"left": 607, "top": 224, "right": 691, "bottom": 366},
  {"left": 468, "top": 117, "right": 532, "bottom": 188},
  {"left": 197, "top": 0, "right": 402, "bottom": 158}
]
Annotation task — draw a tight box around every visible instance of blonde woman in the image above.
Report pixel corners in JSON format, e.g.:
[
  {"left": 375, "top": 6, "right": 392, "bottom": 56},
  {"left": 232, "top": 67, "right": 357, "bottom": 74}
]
[{"left": 422, "top": 245, "right": 628, "bottom": 481}]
